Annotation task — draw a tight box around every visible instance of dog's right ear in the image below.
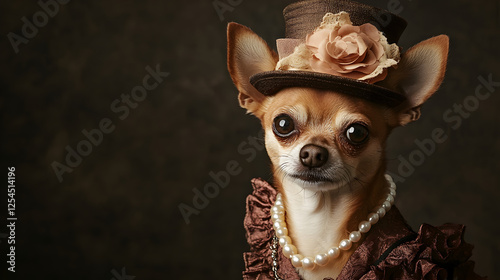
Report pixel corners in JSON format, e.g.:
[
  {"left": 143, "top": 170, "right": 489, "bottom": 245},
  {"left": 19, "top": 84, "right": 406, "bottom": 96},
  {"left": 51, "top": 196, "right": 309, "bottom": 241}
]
[
  {"left": 227, "top": 23, "right": 278, "bottom": 116},
  {"left": 380, "top": 35, "right": 449, "bottom": 126}
]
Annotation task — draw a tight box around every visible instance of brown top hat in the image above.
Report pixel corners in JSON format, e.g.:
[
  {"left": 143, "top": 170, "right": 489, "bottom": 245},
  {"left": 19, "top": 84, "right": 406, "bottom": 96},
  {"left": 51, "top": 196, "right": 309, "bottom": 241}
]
[{"left": 249, "top": 0, "right": 410, "bottom": 107}]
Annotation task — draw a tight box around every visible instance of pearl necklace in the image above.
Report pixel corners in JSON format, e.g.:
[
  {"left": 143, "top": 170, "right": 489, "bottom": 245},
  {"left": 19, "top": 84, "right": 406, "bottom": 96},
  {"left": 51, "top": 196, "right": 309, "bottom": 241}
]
[{"left": 270, "top": 174, "right": 397, "bottom": 270}]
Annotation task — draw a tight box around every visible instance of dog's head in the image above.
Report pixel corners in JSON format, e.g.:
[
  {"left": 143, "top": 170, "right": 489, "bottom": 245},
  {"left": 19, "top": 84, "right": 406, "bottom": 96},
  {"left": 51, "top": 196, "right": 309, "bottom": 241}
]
[{"left": 227, "top": 23, "right": 448, "bottom": 191}]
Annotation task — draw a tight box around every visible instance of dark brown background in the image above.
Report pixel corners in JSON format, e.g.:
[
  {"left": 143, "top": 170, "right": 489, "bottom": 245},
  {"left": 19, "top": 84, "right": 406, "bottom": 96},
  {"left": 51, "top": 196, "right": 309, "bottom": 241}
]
[{"left": 0, "top": 0, "right": 498, "bottom": 279}]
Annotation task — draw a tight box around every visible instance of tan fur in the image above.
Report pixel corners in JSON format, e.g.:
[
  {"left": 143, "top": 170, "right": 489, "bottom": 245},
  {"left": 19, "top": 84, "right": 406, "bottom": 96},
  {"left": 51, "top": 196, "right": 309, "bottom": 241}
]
[
  {"left": 227, "top": 22, "right": 278, "bottom": 116},
  {"left": 227, "top": 23, "right": 449, "bottom": 280},
  {"left": 380, "top": 35, "right": 450, "bottom": 126},
  {"left": 264, "top": 89, "right": 393, "bottom": 279}
]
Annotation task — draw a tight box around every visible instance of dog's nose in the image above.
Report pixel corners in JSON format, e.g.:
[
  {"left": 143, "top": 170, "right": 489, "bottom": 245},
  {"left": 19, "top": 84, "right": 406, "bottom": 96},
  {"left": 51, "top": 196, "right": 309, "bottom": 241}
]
[{"left": 300, "top": 144, "right": 328, "bottom": 168}]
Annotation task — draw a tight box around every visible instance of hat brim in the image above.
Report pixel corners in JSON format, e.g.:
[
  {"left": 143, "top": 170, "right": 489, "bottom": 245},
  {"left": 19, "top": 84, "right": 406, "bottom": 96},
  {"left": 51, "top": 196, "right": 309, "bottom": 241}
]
[{"left": 250, "top": 71, "right": 406, "bottom": 107}]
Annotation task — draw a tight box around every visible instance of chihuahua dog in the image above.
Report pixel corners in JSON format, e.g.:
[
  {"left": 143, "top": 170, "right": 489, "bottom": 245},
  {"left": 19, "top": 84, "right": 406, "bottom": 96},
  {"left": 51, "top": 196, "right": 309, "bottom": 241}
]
[{"left": 227, "top": 18, "right": 450, "bottom": 280}]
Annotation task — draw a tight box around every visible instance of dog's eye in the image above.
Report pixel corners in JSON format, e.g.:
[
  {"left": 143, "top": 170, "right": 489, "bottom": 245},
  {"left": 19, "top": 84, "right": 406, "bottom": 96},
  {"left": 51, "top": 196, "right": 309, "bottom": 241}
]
[
  {"left": 273, "top": 114, "right": 296, "bottom": 137},
  {"left": 345, "top": 123, "right": 369, "bottom": 144}
]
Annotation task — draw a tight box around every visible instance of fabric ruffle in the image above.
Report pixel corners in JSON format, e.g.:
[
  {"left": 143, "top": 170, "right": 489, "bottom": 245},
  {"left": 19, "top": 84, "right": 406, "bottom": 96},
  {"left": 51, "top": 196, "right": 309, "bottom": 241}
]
[
  {"left": 242, "top": 178, "right": 486, "bottom": 280},
  {"left": 359, "top": 223, "right": 485, "bottom": 280},
  {"left": 242, "top": 178, "right": 299, "bottom": 280}
]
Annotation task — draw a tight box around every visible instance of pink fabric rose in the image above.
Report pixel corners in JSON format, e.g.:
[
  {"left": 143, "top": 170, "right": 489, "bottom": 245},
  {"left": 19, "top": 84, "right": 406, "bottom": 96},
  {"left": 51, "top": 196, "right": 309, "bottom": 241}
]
[{"left": 306, "top": 23, "right": 388, "bottom": 83}]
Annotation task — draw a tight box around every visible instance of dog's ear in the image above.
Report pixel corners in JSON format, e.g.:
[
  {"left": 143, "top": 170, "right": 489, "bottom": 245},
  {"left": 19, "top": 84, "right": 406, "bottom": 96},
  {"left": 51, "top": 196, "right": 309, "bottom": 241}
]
[
  {"left": 381, "top": 35, "right": 449, "bottom": 126},
  {"left": 227, "top": 22, "right": 278, "bottom": 116}
]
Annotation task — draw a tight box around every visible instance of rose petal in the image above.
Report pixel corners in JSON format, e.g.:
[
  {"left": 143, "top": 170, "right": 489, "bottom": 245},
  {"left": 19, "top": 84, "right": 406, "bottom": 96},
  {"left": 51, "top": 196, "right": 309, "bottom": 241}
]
[
  {"left": 341, "top": 50, "right": 377, "bottom": 71},
  {"left": 315, "top": 38, "right": 330, "bottom": 62},
  {"left": 306, "top": 28, "right": 332, "bottom": 48},
  {"left": 338, "top": 52, "right": 362, "bottom": 65},
  {"left": 355, "top": 34, "right": 368, "bottom": 56},
  {"left": 360, "top": 23, "right": 380, "bottom": 41},
  {"left": 352, "top": 51, "right": 367, "bottom": 64},
  {"left": 363, "top": 49, "right": 377, "bottom": 65},
  {"left": 359, "top": 33, "right": 374, "bottom": 47},
  {"left": 347, "top": 59, "right": 379, "bottom": 76},
  {"left": 328, "top": 29, "right": 339, "bottom": 43},
  {"left": 370, "top": 41, "right": 385, "bottom": 59},
  {"left": 329, "top": 40, "right": 347, "bottom": 58},
  {"left": 310, "top": 56, "right": 342, "bottom": 73},
  {"left": 337, "top": 25, "right": 360, "bottom": 37},
  {"left": 344, "top": 38, "right": 360, "bottom": 55}
]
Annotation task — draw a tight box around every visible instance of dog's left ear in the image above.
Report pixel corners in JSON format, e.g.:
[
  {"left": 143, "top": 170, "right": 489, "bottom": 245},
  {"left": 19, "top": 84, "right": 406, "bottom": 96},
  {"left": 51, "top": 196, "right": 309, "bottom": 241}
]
[{"left": 380, "top": 35, "right": 449, "bottom": 126}]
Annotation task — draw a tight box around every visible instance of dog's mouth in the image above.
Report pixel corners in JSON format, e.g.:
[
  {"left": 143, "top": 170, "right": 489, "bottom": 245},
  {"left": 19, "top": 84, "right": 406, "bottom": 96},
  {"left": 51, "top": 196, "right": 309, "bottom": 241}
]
[{"left": 291, "top": 171, "right": 335, "bottom": 184}]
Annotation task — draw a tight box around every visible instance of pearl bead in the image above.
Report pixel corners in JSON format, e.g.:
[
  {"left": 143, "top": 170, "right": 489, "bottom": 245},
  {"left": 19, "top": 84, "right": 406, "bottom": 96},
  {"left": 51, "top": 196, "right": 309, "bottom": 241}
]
[
  {"left": 314, "top": 253, "right": 329, "bottom": 266},
  {"left": 271, "top": 213, "right": 283, "bottom": 222},
  {"left": 358, "top": 221, "right": 371, "bottom": 233},
  {"left": 376, "top": 207, "right": 386, "bottom": 218},
  {"left": 283, "top": 244, "right": 297, "bottom": 257},
  {"left": 269, "top": 175, "right": 398, "bottom": 272},
  {"left": 276, "top": 227, "right": 288, "bottom": 237},
  {"left": 279, "top": 236, "right": 291, "bottom": 247},
  {"left": 382, "top": 201, "right": 392, "bottom": 211},
  {"left": 368, "top": 213, "right": 379, "bottom": 224},
  {"left": 302, "top": 257, "right": 315, "bottom": 270},
  {"left": 273, "top": 220, "right": 285, "bottom": 230},
  {"left": 275, "top": 199, "right": 283, "bottom": 207},
  {"left": 339, "top": 239, "right": 352, "bottom": 250},
  {"left": 327, "top": 247, "right": 340, "bottom": 259},
  {"left": 389, "top": 188, "right": 396, "bottom": 197},
  {"left": 291, "top": 254, "right": 303, "bottom": 267},
  {"left": 349, "top": 231, "right": 361, "bottom": 243},
  {"left": 272, "top": 205, "right": 284, "bottom": 214}
]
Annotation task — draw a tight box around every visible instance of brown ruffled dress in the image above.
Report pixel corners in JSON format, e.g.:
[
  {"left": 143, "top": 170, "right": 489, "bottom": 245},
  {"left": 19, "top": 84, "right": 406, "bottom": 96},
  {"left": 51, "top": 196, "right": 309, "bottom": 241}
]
[{"left": 243, "top": 178, "right": 486, "bottom": 280}]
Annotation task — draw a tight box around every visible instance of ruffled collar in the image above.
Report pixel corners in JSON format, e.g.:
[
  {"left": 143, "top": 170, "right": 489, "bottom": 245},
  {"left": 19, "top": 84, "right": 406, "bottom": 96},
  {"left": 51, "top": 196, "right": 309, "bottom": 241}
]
[{"left": 243, "top": 178, "right": 485, "bottom": 280}]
